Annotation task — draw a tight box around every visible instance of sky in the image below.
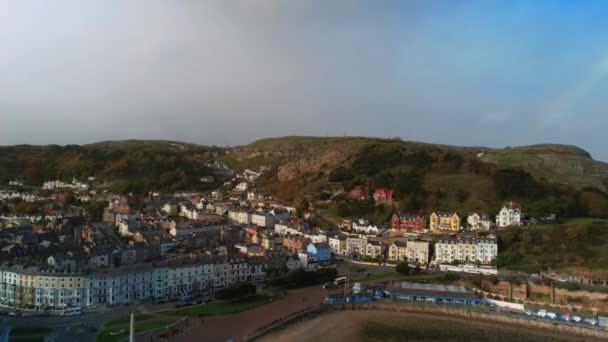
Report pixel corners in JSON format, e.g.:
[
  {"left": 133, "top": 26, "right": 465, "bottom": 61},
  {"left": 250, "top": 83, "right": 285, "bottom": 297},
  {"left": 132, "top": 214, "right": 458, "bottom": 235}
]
[{"left": 1, "top": 1, "right": 608, "bottom": 161}]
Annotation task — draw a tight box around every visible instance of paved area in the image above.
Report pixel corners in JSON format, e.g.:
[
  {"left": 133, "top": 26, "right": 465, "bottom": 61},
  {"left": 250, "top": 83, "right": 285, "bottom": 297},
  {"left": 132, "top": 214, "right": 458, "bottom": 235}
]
[{"left": 153, "top": 286, "right": 326, "bottom": 342}]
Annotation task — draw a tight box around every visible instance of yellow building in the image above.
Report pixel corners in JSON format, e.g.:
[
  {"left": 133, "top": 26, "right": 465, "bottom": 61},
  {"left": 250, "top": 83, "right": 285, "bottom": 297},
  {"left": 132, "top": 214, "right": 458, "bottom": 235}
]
[{"left": 429, "top": 211, "right": 460, "bottom": 232}]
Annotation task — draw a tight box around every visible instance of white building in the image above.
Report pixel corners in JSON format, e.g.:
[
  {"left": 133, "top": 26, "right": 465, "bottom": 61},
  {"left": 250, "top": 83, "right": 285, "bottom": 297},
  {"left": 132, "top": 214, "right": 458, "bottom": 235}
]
[
  {"left": 162, "top": 201, "right": 179, "bottom": 216},
  {"left": 251, "top": 209, "right": 289, "bottom": 228},
  {"left": 434, "top": 236, "right": 497, "bottom": 265},
  {"left": 496, "top": 202, "right": 522, "bottom": 228},
  {"left": 228, "top": 209, "right": 252, "bottom": 225},
  {"left": 467, "top": 212, "right": 492, "bottom": 231},
  {"left": 405, "top": 240, "right": 430, "bottom": 265},
  {"left": 346, "top": 235, "right": 368, "bottom": 258},
  {"left": 242, "top": 169, "right": 261, "bottom": 181},
  {"left": 476, "top": 236, "right": 498, "bottom": 264},
  {"left": 328, "top": 236, "right": 346, "bottom": 256},
  {"left": 0, "top": 256, "right": 267, "bottom": 311},
  {"left": 352, "top": 219, "right": 385, "bottom": 236},
  {"left": 235, "top": 182, "right": 249, "bottom": 192},
  {"left": 274, "top": 223, "right": 300, "bottom": 236}
]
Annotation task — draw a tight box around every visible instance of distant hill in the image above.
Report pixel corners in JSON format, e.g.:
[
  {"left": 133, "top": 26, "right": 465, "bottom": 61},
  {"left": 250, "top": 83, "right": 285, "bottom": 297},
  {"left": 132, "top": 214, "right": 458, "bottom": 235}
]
[
  {"left": 225, "top": 136, "right": 608, "bottom": 222},
  {"left": 0, "top": 140, "right": 223, "bottom": 193},
  {"left": 478, "top": 144, "right": 608, "bottom": 191},
  {"left": 2, "top": 136, "right": 607, "bottom": 220}
]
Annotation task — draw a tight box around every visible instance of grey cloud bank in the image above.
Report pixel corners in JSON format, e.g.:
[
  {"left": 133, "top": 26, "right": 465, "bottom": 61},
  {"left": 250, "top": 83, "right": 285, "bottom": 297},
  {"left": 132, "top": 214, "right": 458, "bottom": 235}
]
[{"left": 1, "top": 1, "right": 607, "bottom": 161}]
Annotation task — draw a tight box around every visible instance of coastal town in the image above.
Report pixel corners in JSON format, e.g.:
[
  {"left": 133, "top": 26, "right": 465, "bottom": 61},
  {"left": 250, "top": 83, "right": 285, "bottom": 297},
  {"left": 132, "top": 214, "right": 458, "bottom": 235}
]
[
  {"left": 1, "top": 163, "right": 607, "bottom": 341},
  {"left": 0, "top": 173, "right": 507, "bottom": 312}
]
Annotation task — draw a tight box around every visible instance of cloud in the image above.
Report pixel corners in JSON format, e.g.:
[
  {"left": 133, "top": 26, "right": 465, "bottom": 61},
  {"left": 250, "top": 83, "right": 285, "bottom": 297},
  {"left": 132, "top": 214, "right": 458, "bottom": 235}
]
[{"left": 1, "top": 1, "right": 608, "bottom": 161}]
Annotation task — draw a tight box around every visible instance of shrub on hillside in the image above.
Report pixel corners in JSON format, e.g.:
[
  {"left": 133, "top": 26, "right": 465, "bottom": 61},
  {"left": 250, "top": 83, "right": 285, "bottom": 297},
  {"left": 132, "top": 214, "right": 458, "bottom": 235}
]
[{"left": 270, "top": 268, "right": 338, "bottom": 289}]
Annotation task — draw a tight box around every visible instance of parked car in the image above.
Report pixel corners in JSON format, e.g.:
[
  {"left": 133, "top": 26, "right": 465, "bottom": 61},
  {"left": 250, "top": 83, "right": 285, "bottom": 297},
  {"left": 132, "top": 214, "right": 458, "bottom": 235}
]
[{"left": 583, "top": 318, "right": 598, "bottom": 326}]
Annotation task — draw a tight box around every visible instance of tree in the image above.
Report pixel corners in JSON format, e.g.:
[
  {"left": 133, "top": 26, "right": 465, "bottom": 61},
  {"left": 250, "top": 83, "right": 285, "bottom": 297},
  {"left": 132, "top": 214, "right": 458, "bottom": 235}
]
[
  {"left": 296, "top": 199, "right": 310, "bottom": 218},
  {"left": 319, "top": 192, "right": 331, "bottom": 201},
  {"left": 85, "top": 201, "right": 107, "bottom": 221},
  {"left": 215, "top": 283, "right": 256, "bottom": 300},
  {"left": 396, "top": 262, "right": 410, "bottom": 275}
]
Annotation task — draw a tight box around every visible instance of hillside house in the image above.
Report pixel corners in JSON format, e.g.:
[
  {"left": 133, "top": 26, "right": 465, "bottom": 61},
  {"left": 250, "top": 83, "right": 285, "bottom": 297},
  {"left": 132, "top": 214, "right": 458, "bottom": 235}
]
[
  {"left": 467, "top": 212, "right": 492, "bottom": 231},
  {"left": 350, "top": 185, "right": 370, "bottom": 200},
  {"left": 496, "top": 201, "right": 522, "bottom": 228},
  {"left": 352, "top": 219, "right": 384, "bottom": 236},
  {"left": 390, "top": 214, "right": 426, "bottom": 234},
  {"left": 429, "top": 211, "right": 460, "bottom": 232},
  {"left": 373, "top": 188, "right": 394, "bottom": 205}
]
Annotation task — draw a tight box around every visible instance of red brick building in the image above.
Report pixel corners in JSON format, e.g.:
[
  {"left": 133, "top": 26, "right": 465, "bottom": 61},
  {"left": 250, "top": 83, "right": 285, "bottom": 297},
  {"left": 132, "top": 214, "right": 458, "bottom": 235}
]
[
  {"left": 350, "top": 185, "right": 370, "bottom": 200},
  {"left": 373, "top": 188, "right": 394, "bottom": 204},
  {"left": 390, "top": 213, "right": 426, "bottom": 234}
]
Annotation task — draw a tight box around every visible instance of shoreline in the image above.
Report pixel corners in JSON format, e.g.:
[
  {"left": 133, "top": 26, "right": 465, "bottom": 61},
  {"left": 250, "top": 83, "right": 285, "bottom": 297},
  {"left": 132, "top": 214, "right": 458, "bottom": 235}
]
[{"left": 254, "top": 303, "right": 608, "bottom": 341}]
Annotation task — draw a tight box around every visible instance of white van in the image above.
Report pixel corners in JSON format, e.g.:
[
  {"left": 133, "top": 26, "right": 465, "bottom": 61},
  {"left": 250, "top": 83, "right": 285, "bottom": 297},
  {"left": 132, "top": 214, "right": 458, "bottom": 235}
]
[{"left": 62, "top": 306, "right": 81, "bottom": 316}]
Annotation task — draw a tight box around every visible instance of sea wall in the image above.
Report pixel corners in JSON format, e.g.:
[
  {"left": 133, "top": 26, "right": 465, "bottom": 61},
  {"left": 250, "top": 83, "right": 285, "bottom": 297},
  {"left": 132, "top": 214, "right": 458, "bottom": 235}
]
[{"left": 338, "top": 302, "right": 608, "bottom": 339}]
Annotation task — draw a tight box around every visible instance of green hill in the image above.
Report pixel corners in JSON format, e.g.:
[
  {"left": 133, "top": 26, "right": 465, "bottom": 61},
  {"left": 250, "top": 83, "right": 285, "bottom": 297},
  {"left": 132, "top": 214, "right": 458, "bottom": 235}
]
[
  {"left": 0, "top": 140, "right": 223, "bottom": 193},
  {"left": 225, "top": 136, "right": 608, "bottom": 222},
  {"left": 2, "top": 136, "right": 608, "bottom": 220}
]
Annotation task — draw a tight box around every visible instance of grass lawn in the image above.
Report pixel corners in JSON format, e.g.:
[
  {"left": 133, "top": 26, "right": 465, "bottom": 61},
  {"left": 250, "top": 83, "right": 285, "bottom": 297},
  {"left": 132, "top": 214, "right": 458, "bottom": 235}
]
[
  {"left": 102, "top": 313, "right": 157, "bottom": 327},
  {"left": 360, "top": 271, "right": 398, "bottom": 282},
  {"left": 164, "top": 295, "right": 272, "bottom": 317},
  {"left": 97, "top": 295, "right": 275, "bottom": 342}
]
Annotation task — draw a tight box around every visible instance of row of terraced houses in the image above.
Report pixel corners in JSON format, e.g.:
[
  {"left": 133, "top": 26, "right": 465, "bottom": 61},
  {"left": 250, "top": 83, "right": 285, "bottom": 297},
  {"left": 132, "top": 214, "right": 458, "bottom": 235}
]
[{"left": 0, "top": 256, "right": 265, "bottom": 311}]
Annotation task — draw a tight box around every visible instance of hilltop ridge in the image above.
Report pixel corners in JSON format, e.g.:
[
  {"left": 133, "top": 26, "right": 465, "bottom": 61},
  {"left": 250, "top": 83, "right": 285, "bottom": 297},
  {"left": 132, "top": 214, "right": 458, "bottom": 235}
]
[
  {"left": 1, "top": 137, "right": 607, "bottom": 208},
  {"left": 226, "top": 136, "right": 608, "bottom": 192},
  {"left": 222, "top": 136, "right": 608, "bottom": 222}
]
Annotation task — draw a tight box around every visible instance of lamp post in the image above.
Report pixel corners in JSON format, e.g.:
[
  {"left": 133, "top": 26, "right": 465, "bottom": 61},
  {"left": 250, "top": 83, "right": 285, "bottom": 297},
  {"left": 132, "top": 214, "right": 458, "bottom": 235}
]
[{"left": 129, "top": 312, "right": 135, "bottom": 342}]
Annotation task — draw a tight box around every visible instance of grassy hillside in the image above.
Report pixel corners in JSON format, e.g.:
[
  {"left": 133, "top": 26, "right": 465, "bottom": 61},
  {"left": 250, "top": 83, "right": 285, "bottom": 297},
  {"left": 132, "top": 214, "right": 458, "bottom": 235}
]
[
  {"left": 0, "top": 140, "right": 223, "bottom": 193},
  {"left": 497, "top": 218, "right": 608, "bottom": 273},
  {"left": 226, "top": 136, "right": 608, "bottom": 221},
  {"left": 2, "top": 136, "right": 608, "bottom": 219},
  {"left": 479, "top": 144, "right": 608, "bottom": 190}
]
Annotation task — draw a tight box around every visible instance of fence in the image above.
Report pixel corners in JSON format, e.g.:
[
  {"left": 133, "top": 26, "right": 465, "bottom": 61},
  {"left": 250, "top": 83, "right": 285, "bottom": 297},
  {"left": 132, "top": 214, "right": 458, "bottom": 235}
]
[
  {"left": 243, "top": 306, "right": 329, "bottom": 341},
  {"left": 116, "top": 317, "right": 188, "bottom": 342}
]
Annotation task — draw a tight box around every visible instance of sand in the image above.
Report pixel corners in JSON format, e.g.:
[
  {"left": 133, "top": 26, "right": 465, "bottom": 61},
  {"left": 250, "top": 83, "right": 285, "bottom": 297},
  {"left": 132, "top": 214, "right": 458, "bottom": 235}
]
[{"left": 260, "top": 310, "right": 604, "bottom": 342}]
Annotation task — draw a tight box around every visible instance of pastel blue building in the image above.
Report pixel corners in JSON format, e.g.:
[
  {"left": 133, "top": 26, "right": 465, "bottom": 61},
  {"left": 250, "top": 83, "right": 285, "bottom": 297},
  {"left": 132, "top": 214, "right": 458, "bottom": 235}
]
[
  {"left": 307, "top": 242, "right": 331, "bottom": 262},
  {"left": 387, "top": 282, "right": 482, "bottom": 305}
]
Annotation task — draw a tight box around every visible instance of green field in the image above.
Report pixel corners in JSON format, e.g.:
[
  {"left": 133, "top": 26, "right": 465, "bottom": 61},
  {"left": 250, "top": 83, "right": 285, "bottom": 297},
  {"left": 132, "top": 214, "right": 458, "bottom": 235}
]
[{"left": 164, "top": 295, "right": 273, "bottom": 317}]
